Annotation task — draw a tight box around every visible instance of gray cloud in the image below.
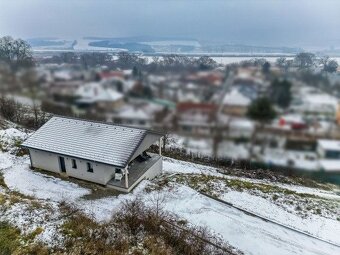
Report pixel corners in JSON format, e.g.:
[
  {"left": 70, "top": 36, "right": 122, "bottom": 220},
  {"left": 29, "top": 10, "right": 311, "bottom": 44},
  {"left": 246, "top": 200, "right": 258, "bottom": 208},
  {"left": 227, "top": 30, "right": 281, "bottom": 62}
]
[{"left": 0, "top": 0, "right": 339, "bottom": 48}]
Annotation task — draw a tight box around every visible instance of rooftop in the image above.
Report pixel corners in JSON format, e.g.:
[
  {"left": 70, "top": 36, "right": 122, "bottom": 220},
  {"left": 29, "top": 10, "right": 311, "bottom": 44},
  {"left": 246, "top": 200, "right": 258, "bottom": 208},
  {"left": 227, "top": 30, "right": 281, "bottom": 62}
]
[
  {"left": 76, "top": 82, "right": 124, "bottom": 103},
  {"left": 222, "top": 88, "right": 251, "bottom": 106},
  {"left": 22, "top": 116, "right": 162, "bottom": 168}
]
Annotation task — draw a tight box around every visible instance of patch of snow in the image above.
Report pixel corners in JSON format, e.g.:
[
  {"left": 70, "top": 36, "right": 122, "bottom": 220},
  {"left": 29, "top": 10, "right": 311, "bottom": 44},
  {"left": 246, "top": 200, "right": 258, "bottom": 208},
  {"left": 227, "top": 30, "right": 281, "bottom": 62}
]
[
  {"left": 223, "top": 88, "right": 251, "bottom": 106},
  {"left": 3, "top": 161, "right": 90, "bottom": 202},
  {"left": 0, "top": 153, "right": 13, "bottom": 170},
  {"left": 78, "top": 181, "right": 149, "bottom": 222},
  {"left": 0, "top": 128, "right": 28, "bottom": 144},
  {"left": 163, "top": 157, "right": 220, "bottom": 175}
]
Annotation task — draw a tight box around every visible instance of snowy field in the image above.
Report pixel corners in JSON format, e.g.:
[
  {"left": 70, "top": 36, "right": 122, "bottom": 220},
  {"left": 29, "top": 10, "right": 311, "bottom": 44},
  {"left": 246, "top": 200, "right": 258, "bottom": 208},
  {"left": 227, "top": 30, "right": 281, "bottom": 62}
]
[{"left": 0, "top": 127, "right": 340, "bottom": 254}]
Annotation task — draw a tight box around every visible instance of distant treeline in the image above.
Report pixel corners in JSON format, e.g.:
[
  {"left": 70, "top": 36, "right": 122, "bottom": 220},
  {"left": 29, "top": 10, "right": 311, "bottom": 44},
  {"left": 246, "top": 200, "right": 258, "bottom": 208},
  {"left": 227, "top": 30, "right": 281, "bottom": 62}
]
[{"left": 39, "top": 52, "right": 219, "bottom": 72}]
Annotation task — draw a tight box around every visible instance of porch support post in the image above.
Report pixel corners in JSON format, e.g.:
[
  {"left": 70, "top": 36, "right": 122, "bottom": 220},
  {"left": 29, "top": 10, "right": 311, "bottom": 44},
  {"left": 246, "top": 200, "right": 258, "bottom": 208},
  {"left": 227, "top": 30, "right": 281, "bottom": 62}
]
[
  {"left": 159, "top": 137, "right": 162, "bottom": 156},
  {"left": 124, "top": 166, "right": 129, "bottom": 189}
]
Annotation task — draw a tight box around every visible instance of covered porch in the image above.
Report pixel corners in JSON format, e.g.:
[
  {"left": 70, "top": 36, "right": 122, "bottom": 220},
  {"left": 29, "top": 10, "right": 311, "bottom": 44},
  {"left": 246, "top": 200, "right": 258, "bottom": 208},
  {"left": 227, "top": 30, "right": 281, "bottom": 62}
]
[{"left": 107, "top": 153, "right": 162, "bottom": 192}]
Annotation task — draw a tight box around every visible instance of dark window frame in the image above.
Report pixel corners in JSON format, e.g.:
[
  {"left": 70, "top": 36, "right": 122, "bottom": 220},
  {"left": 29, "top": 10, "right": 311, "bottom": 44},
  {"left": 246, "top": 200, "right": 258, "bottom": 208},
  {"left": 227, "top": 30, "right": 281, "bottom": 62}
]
[
  {"left": 87, "top": 162, "right": 94, "bottom": 173},
  {"left": 72, "top": 159, "right": 77, "bottom": 169}
]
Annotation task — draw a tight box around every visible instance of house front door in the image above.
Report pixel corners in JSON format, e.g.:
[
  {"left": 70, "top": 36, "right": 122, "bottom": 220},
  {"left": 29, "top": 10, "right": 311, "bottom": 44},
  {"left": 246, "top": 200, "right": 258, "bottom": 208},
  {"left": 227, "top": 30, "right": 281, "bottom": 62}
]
[{"left": 59, "top": 156, "right": 66, "bottom": 173}]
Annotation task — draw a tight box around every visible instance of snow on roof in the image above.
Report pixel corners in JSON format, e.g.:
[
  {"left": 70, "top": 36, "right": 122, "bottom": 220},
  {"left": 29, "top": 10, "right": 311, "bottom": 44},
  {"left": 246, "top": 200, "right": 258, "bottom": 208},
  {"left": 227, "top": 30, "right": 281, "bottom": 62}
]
[
  {"left": 76, "top": 82, "right": 123, "bottom": 102},
  {"left": 304, "top": 94, "right": 339, "bottom": 110},
  {"left": 115, "top": 106, "right": 151, "bottom": 120},
  {"left": 178, "top": 91, "right": 200, "bottom": 103},
  {"left": 22, "top": 116, "right": 162, "bottom": 168},
  {"left": 229, "top": 118, "right": 254, "bottom": 129},
  {"left": 53, "top": 70, "right": 72, "bottom": 80},
  {"left": 217, "top": 114, "right": 254, "bottom": 129},
  {"left": 222, "top": 88, "right": 251, "bottom": 106},
  {"left": 318, "top": 139, "right": 340, "bottom": 151}
]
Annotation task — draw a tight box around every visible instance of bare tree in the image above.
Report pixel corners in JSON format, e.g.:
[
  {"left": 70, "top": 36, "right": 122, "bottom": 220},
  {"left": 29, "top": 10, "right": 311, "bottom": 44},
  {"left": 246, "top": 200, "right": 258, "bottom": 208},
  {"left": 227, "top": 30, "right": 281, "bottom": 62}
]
[
  {"left": 0, "top": 36, "right": 33, "bottom": 70},
  {"left": 319, "top": 56, "right": 330, "bottom": 66},
  {"left": 20, "top": 68, "right": 41, "bottom": 127},
  {"left": 323, "top": 59, "right": 338, "bottom": 73},
  {"left": 294, "top": 52, "right": 316, "bottom": 69}
]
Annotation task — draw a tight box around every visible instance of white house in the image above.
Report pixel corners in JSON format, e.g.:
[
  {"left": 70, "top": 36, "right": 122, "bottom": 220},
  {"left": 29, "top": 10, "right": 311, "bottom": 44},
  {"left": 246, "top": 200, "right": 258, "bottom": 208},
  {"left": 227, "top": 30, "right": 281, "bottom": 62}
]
[
  {"left": 291, "top": 88, "right": 339, "bottom": 121},
  {"left": 109, "top": 105, "right": 153, "bottom": 129},
  {"left": 221, "top": 88, "right": 251, "bottom": 116},
  {"left": 74, "top": 82, "right": 124, "bottom": 113},
  {"left": 22, "top": 116, "right": 164, "bottom": 192}
]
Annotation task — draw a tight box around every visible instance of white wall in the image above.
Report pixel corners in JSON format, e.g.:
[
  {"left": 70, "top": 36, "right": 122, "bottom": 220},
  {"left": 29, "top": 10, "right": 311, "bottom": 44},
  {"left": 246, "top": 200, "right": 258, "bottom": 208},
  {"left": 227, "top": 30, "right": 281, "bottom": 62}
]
[
  {"left": 30, "top": 149, "right": 61, "bottom": 173},
  {"left": 144, "top": 156, "right": 162, "bottom": 179},
  {"left": 29, "top": 149, "right": 116, "bottom": 185}
]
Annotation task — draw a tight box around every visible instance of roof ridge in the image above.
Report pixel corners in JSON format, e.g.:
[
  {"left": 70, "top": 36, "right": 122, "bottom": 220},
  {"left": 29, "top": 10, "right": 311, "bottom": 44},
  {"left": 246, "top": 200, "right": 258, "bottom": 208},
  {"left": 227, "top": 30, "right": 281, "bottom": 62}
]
[{"left": 51, "top": 115, "right": 164, "bottom": 135}]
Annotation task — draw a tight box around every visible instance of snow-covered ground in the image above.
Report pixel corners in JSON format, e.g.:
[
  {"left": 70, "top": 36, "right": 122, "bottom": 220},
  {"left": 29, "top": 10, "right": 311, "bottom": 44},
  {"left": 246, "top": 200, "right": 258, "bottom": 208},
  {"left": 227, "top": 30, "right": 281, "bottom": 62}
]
[
  {"left": 3, "top": 159, "right": 90, "bottom": 202},
  {"left": 0, "top": 127, "right": 340, "bottom": 254},
  {"left": 156, "top": 185, "right": 340, "bottom": 255},
  {"left": 163, "top": 157, "right": 221, "bottom": 175},
  {"left": 221, "top": 190, "right": 340, "bottom": 245}
]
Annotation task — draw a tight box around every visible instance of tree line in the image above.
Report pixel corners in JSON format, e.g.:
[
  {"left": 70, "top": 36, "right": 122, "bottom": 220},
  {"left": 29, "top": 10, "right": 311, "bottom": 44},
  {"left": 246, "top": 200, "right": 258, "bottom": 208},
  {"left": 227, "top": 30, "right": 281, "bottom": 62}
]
[
  {"left": 40, "top": 51, "right": 219, "bottom": 72},
  {"left": 276, "top": 53, "right": 338, "bottom": 73}
]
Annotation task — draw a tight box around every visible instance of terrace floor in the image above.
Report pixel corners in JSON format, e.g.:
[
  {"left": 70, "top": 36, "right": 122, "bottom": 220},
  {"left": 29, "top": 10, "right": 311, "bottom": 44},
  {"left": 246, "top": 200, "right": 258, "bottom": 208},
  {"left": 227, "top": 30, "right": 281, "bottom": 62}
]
[{"left": 107, "top": 153, "right": 161, "bottom": 191}]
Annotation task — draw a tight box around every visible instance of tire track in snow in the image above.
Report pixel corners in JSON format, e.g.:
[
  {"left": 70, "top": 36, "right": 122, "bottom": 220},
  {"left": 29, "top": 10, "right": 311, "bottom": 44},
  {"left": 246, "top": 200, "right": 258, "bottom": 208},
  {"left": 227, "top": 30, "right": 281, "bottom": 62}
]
[{"left": 199, "top": 191, "right": 340, "bottom": 249}]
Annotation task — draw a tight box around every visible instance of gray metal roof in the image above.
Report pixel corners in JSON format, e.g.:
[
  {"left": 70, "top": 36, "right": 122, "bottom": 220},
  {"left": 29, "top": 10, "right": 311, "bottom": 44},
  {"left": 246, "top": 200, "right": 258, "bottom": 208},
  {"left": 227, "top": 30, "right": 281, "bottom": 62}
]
[{"left": 22, "top": 116, "right": 162, "bottom": 168}]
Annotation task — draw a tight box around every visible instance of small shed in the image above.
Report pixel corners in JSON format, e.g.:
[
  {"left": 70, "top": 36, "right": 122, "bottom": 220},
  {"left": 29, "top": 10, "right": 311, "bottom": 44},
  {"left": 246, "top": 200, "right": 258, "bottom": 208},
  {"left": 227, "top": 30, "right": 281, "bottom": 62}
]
[{"left": 22, "top": 116, "right": 164, "bottom": 192}]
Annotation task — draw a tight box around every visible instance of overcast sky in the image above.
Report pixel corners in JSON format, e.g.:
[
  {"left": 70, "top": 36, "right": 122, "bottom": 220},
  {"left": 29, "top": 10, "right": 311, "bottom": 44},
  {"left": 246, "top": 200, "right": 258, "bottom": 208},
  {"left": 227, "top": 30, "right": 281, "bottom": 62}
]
[{"left": 0, "top": 0, "right": 339, "bottom": 48}]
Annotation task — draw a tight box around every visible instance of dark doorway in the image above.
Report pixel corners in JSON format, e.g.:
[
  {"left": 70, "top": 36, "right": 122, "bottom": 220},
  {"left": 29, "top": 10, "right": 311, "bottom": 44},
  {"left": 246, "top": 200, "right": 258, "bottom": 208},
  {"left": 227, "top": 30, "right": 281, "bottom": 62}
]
[{"left": 59, "top": 156, "right": 66, "bottom": 173}]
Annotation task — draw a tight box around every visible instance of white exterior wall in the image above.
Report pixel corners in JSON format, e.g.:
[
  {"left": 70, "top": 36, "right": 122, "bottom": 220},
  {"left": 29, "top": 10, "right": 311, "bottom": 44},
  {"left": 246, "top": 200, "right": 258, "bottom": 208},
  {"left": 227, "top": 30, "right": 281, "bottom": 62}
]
[
  {"left": 29, "top": 149, "right": 116, "bottom": 185},
  {"left": 143, "top": 156, "right": 162, "bottom": 180},
  {"left": 29, "top": 149, "right": 61, "bottom": 174}
]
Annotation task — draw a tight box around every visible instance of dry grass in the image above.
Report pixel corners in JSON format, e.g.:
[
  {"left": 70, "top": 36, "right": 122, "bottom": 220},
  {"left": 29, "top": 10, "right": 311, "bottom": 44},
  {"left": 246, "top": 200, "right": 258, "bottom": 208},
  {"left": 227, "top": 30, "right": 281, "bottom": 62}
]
[
  {"left": 0, "top": 221, "right": 49, "bottom": 255},
  {"left": 57, "top": 199, "right": 241, "bottom": 255},
  {"left": 0, "top": 173, "right": 7, "bottom": 189}
]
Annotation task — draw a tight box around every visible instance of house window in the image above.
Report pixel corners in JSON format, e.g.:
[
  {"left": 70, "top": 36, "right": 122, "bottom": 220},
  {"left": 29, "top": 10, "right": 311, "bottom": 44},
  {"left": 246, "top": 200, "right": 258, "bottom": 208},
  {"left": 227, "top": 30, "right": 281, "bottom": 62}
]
[
  {"left": 325, "top": 150, "right": 340, "bottom": 159},
  {"left": 87, "top": 162, "right": 93, "bottom": 173},
  {"left": 72, "top": 159, "right": 77, "bottom": 169}
]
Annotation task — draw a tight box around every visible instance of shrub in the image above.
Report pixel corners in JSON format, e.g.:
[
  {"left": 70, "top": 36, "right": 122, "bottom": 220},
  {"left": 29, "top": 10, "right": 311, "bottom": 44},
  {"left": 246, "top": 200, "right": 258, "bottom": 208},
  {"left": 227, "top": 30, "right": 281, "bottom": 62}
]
[{"left": 60, "top": 199, "right": 240, "bottom": 255}]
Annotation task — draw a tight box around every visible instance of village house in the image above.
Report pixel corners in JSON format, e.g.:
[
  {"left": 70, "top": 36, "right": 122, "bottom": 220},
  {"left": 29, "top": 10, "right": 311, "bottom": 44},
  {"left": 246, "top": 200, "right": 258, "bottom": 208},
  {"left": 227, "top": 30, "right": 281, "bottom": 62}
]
[
  {"left": 221, "top": 88, "right": 251, "bottom": 116},
  {"left": 109, "top": 105, "right": 153, "bottom": 129},
  {"left": 22, "top": 116, "right": 164, "bottom": 192},
  {"left": 175, "top": 102, "right": 217, "bottom": 137},
  {"left": 74, "top": 82, "right": 125, "bottom": 114}
]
